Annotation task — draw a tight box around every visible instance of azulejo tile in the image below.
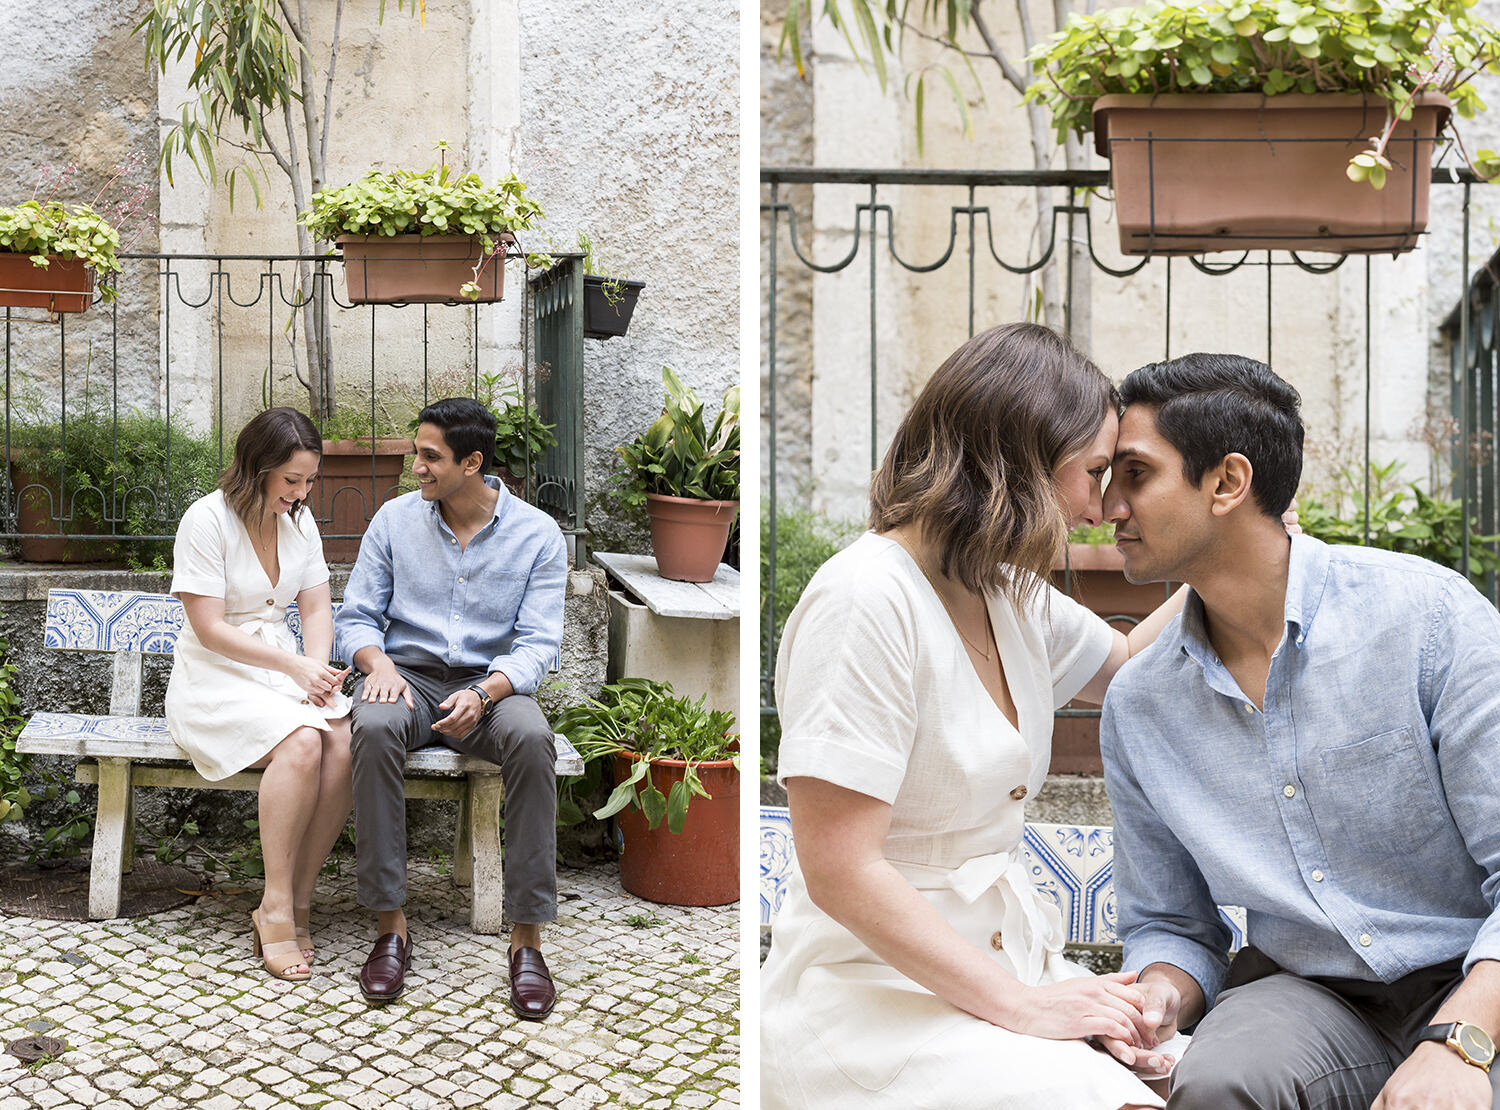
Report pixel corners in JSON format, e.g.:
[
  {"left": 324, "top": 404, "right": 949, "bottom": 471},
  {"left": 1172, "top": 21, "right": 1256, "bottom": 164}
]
[{"left": 43, "top": 589, "right": 333, "bottom": 655}]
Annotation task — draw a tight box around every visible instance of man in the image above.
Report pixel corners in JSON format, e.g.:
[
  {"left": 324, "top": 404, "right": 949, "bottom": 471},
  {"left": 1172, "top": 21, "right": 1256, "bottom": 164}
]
[
  {"left": 335, "top": 396, "right": 567, "bottom": 1018},
  {"left": 1098, "top": 353, "right": 1500, "bottom": 1109}
]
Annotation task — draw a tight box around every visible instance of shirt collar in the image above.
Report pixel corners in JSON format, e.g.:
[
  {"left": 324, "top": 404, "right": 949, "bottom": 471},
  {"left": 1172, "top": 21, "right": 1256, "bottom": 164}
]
[
  {"left": 425, "top": 474, "right": 509, "bottom": 530},
  {"left": 1177, "top": 531, "right": 1328, "bottom": 669}
]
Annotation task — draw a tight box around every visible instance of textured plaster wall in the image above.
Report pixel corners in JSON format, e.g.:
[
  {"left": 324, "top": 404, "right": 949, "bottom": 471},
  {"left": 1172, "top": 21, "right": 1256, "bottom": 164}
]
[
  {"left": 762, "top": 0, "right": 1485, "bottom": 522},
  {"left": 0, "top": 1, "right": 162, "bottom": 421},
  {"left": 513, "top": 0, "right": 741, "bottom": 555}
]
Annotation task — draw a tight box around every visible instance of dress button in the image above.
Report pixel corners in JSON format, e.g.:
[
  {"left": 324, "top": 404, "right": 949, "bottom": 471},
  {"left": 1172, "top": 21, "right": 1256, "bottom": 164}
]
[
  {"left": 1311, "top": 869, "right": 1324, "bottom": 882},
  {"left": 299, "top": 698, "right": 309, "bottom": 706},
  {"left": 990, "top": 931, "right": 1004, "bottom": 950},
  {"left": 1358, "top": 933, "right": 1372, "bottom": 947},
  {"left": 266, "top": 599, "right": 274, "bottom": 606},
  {"left": 1009, "top": 785, "right": 1027, "bottom": 801},
  {"left": 1283, "top": 785, "right": 1296, "bottom": 798}
]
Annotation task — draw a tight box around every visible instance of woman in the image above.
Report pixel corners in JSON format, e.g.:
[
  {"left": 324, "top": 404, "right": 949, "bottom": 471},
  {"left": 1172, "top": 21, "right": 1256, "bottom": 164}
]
[
  {"left": 166, "top": 407, "right": 353, "bottom": 982},
  {"left": 761, "top": 323, "right": 1187, "bottom": 1108}
]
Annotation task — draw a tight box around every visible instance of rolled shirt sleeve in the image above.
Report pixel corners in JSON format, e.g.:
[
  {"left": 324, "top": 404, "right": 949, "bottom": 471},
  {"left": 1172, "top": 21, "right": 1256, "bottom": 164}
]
[
  {"left": 487, "top": 530, "right": 566, "bottom": 696},
  {"left": 1102, "top": 694, "right": 1233, "bottom": 1006}
]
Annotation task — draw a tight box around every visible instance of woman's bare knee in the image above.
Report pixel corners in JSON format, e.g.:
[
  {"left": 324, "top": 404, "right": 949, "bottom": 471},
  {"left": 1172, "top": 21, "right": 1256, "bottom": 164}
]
[{"left": 269, "top": 726, "right": 322, "bottom": 773}]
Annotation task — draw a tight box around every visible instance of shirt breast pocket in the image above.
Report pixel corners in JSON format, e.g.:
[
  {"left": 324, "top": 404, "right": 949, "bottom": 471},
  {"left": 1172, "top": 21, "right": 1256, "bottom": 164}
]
[{"left": 1317, "top": 726, "right": 1445, "bottom": 857}]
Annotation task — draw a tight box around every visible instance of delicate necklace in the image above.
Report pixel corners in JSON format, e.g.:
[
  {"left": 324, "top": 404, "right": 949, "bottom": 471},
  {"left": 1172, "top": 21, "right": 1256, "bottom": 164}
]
[{"left": 893, "top": 535, "right": 995, "bottom": 662}]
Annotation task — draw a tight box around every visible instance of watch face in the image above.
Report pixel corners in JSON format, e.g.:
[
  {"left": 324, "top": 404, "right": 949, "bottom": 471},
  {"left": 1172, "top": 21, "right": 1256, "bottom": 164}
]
[{"left": 1458, "top": 1024, "right": 1495, "bottom": 1064}]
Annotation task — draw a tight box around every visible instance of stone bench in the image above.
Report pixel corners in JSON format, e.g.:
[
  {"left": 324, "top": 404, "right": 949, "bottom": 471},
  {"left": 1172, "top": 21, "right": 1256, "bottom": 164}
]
[
  {"left": 759, "top": 805, "right": 1246, "bottom": 952},
  {"left": 16, "top": 588, "right": 583, "bottom": 933}
]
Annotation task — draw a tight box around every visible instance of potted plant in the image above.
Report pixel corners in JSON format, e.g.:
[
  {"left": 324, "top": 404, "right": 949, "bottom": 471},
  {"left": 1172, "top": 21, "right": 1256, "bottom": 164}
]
[
  {"left": 486, "top": 381, "right": 557, "bottom": 499},
  {"left": 313, "top": 404, "right": 413, "bottom": 564},
  {"left": 0, "top": 202, "right": 122, "bottom": 315},
  {"left": 556, "top": 678, "right": 739, "bottom": 907},
  {"left": 577, "top": 231, "right": 645, "bottom": 340},
  {"left": 299, "top": 163, "right": 546, "bottom": 304},
  {"left": 1024, "top": 0, "right": 1500, "bottom": 255},
  {"left": 616, "top": 367, "right": 740, "bottom": 583}
]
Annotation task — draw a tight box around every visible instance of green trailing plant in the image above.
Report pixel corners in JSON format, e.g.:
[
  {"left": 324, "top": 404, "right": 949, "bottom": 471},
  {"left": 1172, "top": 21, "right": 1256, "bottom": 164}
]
[
  {"left": 577, "top": 229, "right": 631, "bottom": 306},
  {"left": 1298, "top": 459, "right": 1500, "bottom": 584},
  {"left": 1024, "top": 0, "right": 1500, "bottom": 187},
  {"left": 0, "top": 202, "right": 123, "bottom": 300},
  {"left": 0, "top": 631, "right": 91, "bottom": 860},
  {"left": 299, "top": 164, "right": 548, "bottom": 300},
  {"left": 485, "top": 380, "right": 557, "bottom": 481},
  {"left": 554, "top": 679, "right": 739, "bottom": 835},
  {"left": 616, "top": 367, "right": 740, "bottom": 510}
]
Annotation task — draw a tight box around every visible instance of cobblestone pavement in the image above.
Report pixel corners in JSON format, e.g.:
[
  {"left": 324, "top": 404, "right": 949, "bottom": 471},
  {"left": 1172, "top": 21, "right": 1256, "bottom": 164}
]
[{"left": 0, "top": 857, "right": 740, "bottom": 1109}]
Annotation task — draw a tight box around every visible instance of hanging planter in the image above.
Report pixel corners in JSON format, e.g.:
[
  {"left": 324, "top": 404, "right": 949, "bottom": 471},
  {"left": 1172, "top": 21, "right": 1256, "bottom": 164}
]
[
  {"left": 1093, "top": 93, "right": 1451, "bottom": 256},
  {"left": 583, "top": 275, "right": 645, "bottom": 339},
  {"left": 339, "top": 233, "right": 512, "bottom": 304},
  {"left": 0, "top": 254, "right": 96, "bottom": 315}
]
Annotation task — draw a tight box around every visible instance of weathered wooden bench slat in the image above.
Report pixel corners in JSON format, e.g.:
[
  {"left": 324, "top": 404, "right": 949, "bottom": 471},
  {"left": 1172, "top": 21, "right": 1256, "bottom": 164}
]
[{"left": 22, "top": 588, "right": 583, "bottom": 933}]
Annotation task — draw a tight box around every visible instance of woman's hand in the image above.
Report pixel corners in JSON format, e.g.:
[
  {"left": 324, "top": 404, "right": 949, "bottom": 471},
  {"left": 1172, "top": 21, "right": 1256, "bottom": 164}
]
[
  {"left": 1002, "top": 971, "right": 1154, "bottom": 1045},
  {"left": 284, "top": 655, "right": 348, "bottom": 699}
]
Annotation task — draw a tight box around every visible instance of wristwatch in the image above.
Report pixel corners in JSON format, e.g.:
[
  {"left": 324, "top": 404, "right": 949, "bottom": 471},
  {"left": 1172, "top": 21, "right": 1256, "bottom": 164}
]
[
  {"left": 1416, "top": 1021, "right": 1496, "bottom": 1073},
  {"left": 465, "top": 683, "right": 494, "bottom": 714}
]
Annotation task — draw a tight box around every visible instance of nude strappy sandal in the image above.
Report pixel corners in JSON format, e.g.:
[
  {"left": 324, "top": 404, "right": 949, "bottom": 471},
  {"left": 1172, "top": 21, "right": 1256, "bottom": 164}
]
[{"left": 251, "top": 910, "right": 312, "bottom": 982}]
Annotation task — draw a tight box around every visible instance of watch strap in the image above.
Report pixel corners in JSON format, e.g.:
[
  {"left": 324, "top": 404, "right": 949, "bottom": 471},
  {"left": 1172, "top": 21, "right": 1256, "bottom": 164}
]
[
  {"left": 1417, "top": 1022, "right": 1495, "bottom": 1073},
  {"left": 465, "top": 683, "right": 493, "bottom": 711}
]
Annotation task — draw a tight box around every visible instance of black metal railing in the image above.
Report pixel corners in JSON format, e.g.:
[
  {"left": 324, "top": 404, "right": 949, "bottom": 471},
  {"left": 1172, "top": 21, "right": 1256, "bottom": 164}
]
[
  {"left": 0, "top": 250, "right": 589, "bottom": 567},
  {"left": 762, "top": 164, "right": 1491, "bottom": 729}
]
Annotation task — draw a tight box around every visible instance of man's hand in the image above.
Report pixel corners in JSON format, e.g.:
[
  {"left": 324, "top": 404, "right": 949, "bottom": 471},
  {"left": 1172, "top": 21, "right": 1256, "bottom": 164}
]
[
  {"left": 1098, "top": 973, "right": 1183, "bottom": 1072},
  {"left": 433, "top": 688, "right": 484, "bottom": 737},
  {"left": 285, "top": 656, "right": 348, "bottom": 700},
  {"left": 1372, "top": 1041, "right": 1492, "bottom": 1110},
  {"left": 361, "top": 662, "right": 415, "bottom": 708}
]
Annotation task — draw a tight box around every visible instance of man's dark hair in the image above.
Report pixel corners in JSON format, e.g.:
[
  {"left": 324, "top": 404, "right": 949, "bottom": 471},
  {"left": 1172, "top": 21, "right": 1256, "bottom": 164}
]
[
  {"left": 1119, "top": 353, "right": 1304, "bottom": 517},
  {"left": 417, "top": 396, "right": 497, "bottom": 473}
]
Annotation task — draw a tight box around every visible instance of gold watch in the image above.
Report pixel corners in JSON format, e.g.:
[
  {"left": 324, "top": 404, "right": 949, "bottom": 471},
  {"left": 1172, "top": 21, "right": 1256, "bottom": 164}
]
[
  {"left": 1416, "top": 1021, "right": 1496, "bottom": 1073},
  {"left": 465, "top": 683, "right": 494, "bottom": 714}
]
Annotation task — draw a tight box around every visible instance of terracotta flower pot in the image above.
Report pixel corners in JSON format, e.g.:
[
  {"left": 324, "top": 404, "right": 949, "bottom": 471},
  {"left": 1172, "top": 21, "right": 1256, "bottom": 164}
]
[
  {"left": 1093, "top": 92, "right": 1451, "bottom": 256},
  {"left": 314, "top": 438, "right": 411, "bottom": 563},
  {"left": 338, "top": 233, "right": 512, "bottom": 304},
  {"left": 0, "top": 253, "right": 95, "bottom": 315},
  {"left": 7, "top": 452, "right": 114, "bottom": 563},
  {"left": 645, "top": 494, "right": 738, "bottom": 582},
  {"left": 611, "top": 752, "right": 740, "bottom": 907}
]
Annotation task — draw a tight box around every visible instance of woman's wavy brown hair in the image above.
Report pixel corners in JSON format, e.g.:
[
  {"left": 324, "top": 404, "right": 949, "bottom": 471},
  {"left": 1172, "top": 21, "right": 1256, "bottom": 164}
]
[
  {"left": 220, "top": 408, "right": 323, "bottom": 526},
  {"left": 869, "top": 322, "right": 1116, "bottom": 602}
]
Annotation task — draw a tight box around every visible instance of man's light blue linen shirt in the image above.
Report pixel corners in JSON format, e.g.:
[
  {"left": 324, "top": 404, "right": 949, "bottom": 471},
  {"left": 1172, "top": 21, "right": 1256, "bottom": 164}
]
[
  {"left": 334, "top": 476, "right": 566, "bottom": 695},
  {"left": 1101, "top": 534, "right": 1500, "bottom": 1008}
]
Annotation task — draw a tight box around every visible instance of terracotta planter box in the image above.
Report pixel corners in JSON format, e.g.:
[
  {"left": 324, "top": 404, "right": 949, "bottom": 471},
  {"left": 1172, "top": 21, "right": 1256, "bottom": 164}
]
[
  {"left": 338, "top": 234, "right": 512, "bottom": 304},
  {"left": 0, "top": 252, "right": 95, "bottom": 315},
  {"left": 7, "top": 454, "right": 115, "bottom": 563},
  {"left": 1093, "top": 92, "right": 1451, "bottom": 255},
  {"left": 1049, "top": 544, "right": 1179, "bottom": 773},
  {"left": 314, "top": 438, "right": 410, "bottom": 563},
  {"left": 583, "top": 275, "right": 645, "bottom": 339},
  {"left": 611, "top": 753, "right": 739, "bottom": 907},
  {"left": 645, "top": 494, "right": 738, "bottom": 583}
]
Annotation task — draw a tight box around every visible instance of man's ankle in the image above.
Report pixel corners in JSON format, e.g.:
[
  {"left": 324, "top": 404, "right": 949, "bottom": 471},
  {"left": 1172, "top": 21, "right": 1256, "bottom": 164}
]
[
  {"left": 377, "top": 910, "right": 407, "bottom": 941},
  {"left": 510, "top": 924, "right": 542, "bottom": 953}
]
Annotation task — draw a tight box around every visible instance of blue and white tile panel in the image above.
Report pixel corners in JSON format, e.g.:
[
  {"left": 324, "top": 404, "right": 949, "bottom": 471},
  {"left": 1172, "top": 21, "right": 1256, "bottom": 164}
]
[
  {"left": 43, "top": 589, "right": 326, "bottom": 654},
  {"left": 760, "top": 806, "right": 1245, "bottom": 950}
]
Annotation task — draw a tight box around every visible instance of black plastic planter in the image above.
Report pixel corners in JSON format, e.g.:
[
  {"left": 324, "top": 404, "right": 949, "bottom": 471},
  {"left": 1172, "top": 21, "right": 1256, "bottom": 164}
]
[{"left": 583, "top": 275, "right": 644, "bottom": 339}]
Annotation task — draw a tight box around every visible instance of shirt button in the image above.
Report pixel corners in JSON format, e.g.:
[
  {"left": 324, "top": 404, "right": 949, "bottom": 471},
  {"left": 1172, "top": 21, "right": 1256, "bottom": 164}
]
[
  {"left": 1009, "top": 785, "right": 1028, "bottom": 801},
  {"left": 450, "top": 644, "right": 459, "bottom": 652},
  {"left": 1311, "top": 869, "right": 1324, "bottom": 882},
  {"left": 1244, "top": 703, "right": 1255, "bottom": 713},
  {"left": 1358, "top": 933, "right": 1372, "bottom": 947},
  {"left": 450, "top": 538, "right": 457, "bottom": 545},
  {"left": 990, "top": 931, "right": 1004, "bottom": 950},
  {"left": 458, "top": 576, "right": 465, "bottom": 583},
  {"left": 1283, "top": 785, "right": 1296, "bottom": 798}
]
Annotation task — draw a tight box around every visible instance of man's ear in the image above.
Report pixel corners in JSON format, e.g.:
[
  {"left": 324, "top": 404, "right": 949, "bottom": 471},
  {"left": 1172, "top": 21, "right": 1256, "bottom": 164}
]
[
  {"left": 464, "top": 450, "right": 486, "bottom": 476},
  {"left": 1207, "top": 453, "right": 1255, "bottom": 517}
]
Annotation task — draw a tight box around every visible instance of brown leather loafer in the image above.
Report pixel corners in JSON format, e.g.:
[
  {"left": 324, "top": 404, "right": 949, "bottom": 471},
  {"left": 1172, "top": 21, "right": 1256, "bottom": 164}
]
[
  {"left": 508, "top": 945, "right": 556, "bottom": 1020},
  {"left": 360, "top": 932, "right": 412, "bottom": 1003}
]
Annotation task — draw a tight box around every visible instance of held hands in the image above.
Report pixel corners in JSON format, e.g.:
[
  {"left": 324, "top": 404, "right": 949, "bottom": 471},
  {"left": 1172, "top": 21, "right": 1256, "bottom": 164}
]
[
  {"left": 1096, "top": 974, "right": 1182, "bottom": 1077},
  {"left": 285, "top": 655, "right": 349, "bottom": 702},
  {"left": 1371, "top": 1042, "right": 1492, "bottom": 1110},
  {"left": 433, "top": 688, "right": 485, "bottom": 737},
  {"left": 360, "top": 663, "right": 415, "bottom": 709},
  {"left": 1005, "top": 971, "right": 1172, "bottom": 1074}
]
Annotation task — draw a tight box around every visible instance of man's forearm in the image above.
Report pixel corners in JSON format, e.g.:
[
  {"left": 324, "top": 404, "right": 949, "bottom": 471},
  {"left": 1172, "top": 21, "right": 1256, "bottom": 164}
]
[
  {"left": 353, "top": 646, "right": 393, "bottom": 675},
  {"left": 479, "top": 671, "right": 516, "bottom": 702},
  {"left": 1429, "top": 958, "right": 1500, "bottom": 1038},
  {"left": 1141, "top": 961, "right": 1207, "bottom": 1030}
]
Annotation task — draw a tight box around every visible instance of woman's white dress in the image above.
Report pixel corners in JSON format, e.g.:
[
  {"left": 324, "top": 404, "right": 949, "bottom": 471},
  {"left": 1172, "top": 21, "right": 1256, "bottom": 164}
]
[
  {"left": 165, "top": 490, "right": 351, "bottom": 781},
  {"left": 761, "top": 533, "right": 1165, "bottom": 1109}
]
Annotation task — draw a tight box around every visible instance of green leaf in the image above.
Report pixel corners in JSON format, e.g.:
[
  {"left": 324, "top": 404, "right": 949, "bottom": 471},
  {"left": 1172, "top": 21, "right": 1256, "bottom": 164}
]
[
  {"left": 666, "top": 779, "right": 690, "bottom": 834},
  {"left": 640, "top": 785, "right": 668, "bottom": 830}
]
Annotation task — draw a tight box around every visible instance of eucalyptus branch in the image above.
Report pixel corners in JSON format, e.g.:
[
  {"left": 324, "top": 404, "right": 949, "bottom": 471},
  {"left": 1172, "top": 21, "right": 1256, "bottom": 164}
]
[
  {"left": 321, "top": 0, "right": 345, "bottom": 160},
  {"left": 277, "top": 0, "right": 308, "bottom": 49},
  {"left": 970, "top": 3, "right": 1028, "bottom": 95}
]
